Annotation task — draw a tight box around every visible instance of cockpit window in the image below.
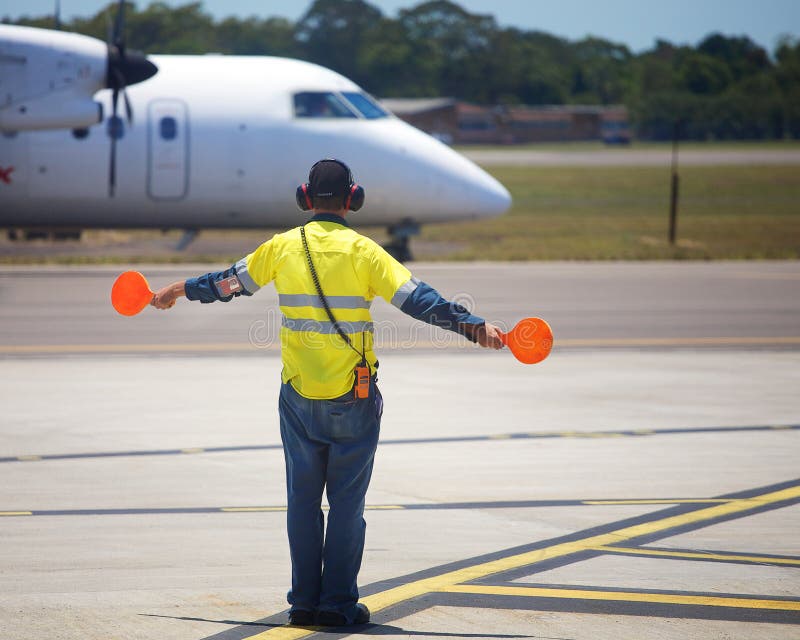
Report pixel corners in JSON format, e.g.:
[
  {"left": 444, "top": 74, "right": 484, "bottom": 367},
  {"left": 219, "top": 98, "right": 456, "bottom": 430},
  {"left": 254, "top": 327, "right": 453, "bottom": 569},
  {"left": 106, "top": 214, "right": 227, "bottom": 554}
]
[
  {"left": 341, "top": 92, "right": 389, "bottom": 119},
  {"left": 294, "top": 92, "right": 358, "bottom": 119}
]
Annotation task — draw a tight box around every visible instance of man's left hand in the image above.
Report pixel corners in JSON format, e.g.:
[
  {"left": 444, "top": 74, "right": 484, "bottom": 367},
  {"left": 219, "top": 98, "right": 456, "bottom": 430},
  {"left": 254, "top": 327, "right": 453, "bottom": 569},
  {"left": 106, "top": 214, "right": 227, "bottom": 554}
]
[
  {"left": 474, "top": 322, "right": 505, "bottom": 350},
  {"left": 151, "top": 281, "right": 185, "bottom": 310}
]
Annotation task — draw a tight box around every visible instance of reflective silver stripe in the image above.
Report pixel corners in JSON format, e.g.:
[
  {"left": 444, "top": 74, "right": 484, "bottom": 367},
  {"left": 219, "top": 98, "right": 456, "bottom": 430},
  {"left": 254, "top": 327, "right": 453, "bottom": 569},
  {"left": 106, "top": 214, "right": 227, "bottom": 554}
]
[
  {"left": 234, "top": 258, "right": 260, "bottom": 294},
  {"left": 279, "top": 293, "right": 371, "bottom": 309},
  {"left": 282, "top": 317, "right": 374, "bottom": 334},
  {"left": 390, "top": 276, "right": 420, "bottom": 309}
]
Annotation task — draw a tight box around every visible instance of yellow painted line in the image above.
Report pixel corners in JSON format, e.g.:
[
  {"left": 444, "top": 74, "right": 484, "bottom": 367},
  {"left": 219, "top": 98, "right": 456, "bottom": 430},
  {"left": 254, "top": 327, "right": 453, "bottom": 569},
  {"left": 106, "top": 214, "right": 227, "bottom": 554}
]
[
  {"left": 3, "top": 336, "right": 800, "bottom": 355},
  {"left": 594, "top": 545, "right": 800, "bottom": 566},
  {"left": 366, "top": 505, "right": 404, "bottom": 510},
  {"left": 181, "top": 448, "right": 205, "bottom": 454},
  {"left": 584, "top": 499, "right": 733, "bottom": 505},
  {"left": 243, "top": 628, "right": 316, "bottom": 640},
  {"left": 16, "top": 455, "right": 42, "bottom": 461},
  {"left": 242, "top": 483, "right": 800, "bottom": 639},
  {"left": 553, "top": 431, "right": 624, "bottom": 439},
  {"left": 440, "top": 584, "right": 800, "bottom": 611},
  {"left": 488, "top": 434, "right": 512, "bottom": 439},
  {"left": 525, "top": 430, "right": 626, "bottom": 438},
  {"left": 0, "top": 511, "right": 33, "bottom": 516}
]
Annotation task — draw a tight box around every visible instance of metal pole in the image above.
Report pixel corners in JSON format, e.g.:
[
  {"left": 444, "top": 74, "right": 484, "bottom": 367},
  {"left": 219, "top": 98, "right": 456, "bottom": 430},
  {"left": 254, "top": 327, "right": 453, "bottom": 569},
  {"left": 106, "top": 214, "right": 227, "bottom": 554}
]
[{"left": 669, "top": 120, "right": 680, "bottom": 245}]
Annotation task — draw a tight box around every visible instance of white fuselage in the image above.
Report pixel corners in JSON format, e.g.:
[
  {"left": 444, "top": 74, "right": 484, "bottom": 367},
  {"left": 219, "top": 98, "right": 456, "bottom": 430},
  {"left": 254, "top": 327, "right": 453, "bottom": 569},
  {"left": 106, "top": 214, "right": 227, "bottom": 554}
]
[{"left": 0, "top": 39, "right": 511, "bottom": 230}]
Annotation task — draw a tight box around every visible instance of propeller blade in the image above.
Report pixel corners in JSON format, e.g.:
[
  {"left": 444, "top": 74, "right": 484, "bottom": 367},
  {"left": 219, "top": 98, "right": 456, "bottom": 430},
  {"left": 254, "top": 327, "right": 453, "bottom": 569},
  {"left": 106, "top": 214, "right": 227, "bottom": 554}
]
[
  {"left": 113, "top": 0, "right": 126, "bottom": 49},
  {"left": 109, "top": 86, "right": 120, "bottom": 198},
  {"left": 109, "top": 130, "right": 117, "bottom": 198},
  {"left": 105, "top": 9, "right": 113, "bottom": 46},
  {"left": 122, "top": 89, "right": 133, "bottom": 124},
  {"left": 103, "top": 0, "right": 153, "bottom": 198}
]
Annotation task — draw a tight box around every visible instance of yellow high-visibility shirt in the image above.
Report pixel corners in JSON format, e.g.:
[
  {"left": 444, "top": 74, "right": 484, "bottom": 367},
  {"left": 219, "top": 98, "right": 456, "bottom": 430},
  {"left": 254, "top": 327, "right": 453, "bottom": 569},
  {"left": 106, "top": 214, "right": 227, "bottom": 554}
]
[{"left": 234, "top": 216, "right": 415, "bottom": 399}]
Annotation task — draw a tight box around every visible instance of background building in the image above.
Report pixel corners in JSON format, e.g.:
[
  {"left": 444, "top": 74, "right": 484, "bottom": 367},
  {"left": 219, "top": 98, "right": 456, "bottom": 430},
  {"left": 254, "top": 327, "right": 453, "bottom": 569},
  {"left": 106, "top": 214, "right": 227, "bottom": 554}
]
[{"left": 381, "top": 99, "right": 631, "bottom": 145}]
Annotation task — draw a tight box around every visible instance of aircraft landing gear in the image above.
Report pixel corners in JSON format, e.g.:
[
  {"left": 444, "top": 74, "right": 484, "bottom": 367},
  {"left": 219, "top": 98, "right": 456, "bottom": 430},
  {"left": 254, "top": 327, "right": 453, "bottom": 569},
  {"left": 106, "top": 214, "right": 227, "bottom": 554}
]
[
  {"left": 175, "top": 229, "right": 198, "bottom": 251},
  {"left": 383, "top": 218, "right": 420, "bottom": 263}
]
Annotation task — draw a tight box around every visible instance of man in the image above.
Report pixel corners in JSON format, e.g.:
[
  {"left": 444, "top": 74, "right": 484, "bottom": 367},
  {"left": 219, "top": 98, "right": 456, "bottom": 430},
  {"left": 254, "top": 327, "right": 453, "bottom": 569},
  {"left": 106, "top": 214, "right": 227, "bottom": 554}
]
[{"left": 151, "top": 159, "right": 504, "bottom": 627}]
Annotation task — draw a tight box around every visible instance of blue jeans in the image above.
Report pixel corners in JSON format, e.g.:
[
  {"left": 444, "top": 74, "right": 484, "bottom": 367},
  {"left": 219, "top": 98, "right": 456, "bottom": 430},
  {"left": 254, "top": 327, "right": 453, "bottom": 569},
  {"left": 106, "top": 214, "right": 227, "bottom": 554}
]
[{"left": 278, "top": 378, "right": 382, "bottom": 623}]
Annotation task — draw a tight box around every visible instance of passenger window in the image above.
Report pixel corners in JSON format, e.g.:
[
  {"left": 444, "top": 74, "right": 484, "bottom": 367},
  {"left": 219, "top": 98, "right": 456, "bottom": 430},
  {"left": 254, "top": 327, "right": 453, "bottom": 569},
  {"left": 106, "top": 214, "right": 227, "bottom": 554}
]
[
  {"left": 341, "top": 92, "right": 388, "bottom": 119},
  {"left": 294, "top": 92, "right": 358, "bottom": 119},
  {"left": 159, "top": 116, "right": 178, "bottom": 140}
]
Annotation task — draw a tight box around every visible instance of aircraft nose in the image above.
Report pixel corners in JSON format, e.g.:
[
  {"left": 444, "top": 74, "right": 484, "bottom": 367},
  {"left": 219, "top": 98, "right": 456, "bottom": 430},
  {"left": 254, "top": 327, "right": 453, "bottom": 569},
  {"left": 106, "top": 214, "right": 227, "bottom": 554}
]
[
  {"left": 384, "top": 121, "right": 512, "bottom": 221},
  {"left": 460, "top": 165, "right": 512, "bottom": 218}
]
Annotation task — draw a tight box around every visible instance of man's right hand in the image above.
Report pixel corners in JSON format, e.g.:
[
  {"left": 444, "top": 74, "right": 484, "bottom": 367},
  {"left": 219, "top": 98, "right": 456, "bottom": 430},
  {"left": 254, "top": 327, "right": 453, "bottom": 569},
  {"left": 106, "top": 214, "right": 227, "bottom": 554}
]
[
  {"left": 151, "top": 281, "right": 186, "bottom": 310},
  {"left": 475, "top": 322, "right": 505, "bottom": 350}
]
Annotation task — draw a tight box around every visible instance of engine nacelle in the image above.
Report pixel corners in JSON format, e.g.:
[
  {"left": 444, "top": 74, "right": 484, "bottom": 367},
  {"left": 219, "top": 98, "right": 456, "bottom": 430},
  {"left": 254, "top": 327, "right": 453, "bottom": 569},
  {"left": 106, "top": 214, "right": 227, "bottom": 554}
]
[
  {"left": 0, "top": 25, "right": 107, "bottom": 132},
  {"left": 0, "top": 93, "right": 103, "bottom": 131}
]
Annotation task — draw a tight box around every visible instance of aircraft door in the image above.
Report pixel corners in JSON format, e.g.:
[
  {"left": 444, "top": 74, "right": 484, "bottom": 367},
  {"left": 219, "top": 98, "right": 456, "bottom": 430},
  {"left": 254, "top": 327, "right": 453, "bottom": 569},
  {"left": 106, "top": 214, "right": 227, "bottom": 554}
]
[{"left": 147, "top": 99, "right": 188, "bottom": 200}]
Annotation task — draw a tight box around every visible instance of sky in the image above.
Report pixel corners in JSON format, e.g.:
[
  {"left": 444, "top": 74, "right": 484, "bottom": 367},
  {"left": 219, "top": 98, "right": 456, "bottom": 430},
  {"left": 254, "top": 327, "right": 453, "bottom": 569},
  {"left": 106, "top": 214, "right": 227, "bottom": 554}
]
[{"left": 1, "top": 0, "right": 798, "bottom": 54}]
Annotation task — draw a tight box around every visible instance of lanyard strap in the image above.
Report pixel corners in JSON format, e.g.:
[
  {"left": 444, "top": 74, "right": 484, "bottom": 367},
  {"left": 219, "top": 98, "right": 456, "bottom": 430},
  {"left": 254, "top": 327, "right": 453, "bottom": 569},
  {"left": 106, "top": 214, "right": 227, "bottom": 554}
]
[{"left": 299, "top": 225, "right": 366, "bottom": 364}]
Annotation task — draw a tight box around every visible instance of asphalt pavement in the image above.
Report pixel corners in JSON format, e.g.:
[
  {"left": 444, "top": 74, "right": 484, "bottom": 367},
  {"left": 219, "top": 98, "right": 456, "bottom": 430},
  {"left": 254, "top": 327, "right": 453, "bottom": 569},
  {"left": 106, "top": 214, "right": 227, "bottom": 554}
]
[
  {"left": 1, "top": 262, "right": 799, "bottom": 640},
  {"left": 1, "top": 261, "right": 799, "bottom": 354}
]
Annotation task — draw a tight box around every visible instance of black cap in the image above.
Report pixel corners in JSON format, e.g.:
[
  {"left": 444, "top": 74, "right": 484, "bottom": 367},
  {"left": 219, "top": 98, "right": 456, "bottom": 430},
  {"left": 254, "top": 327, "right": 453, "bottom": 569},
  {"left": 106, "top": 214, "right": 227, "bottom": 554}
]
[{"left": 309, "top": 159, "right": 352, "bottom": 198}]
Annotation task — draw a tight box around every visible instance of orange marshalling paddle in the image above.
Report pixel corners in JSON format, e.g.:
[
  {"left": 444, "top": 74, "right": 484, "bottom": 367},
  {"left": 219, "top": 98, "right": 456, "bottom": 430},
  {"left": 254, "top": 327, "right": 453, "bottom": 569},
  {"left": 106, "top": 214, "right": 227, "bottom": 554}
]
[
  {"left": 497, "top": 317, "right": 553, "bottom": 364},
  {"left": 111, "top": 271, "right": 154, "bottom": 316}
]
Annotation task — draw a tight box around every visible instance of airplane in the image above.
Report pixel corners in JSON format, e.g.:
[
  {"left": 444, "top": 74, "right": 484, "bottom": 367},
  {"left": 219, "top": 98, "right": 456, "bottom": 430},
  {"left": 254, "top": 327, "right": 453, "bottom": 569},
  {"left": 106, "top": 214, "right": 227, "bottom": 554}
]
[{"left": 0, "top": 3, "right": 511, "bottom": 260}]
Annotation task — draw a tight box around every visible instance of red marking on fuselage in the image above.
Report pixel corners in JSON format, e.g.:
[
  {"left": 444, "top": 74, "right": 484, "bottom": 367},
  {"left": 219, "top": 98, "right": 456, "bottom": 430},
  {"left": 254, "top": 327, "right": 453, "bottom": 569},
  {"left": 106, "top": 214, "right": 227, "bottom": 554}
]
[{"left": 0, "top": 167, "right": 14, "bottom": 184}]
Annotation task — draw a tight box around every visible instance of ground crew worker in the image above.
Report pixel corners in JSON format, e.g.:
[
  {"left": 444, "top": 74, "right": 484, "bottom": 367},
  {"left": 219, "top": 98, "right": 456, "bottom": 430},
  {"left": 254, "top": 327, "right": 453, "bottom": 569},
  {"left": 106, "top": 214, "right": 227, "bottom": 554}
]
[{"left": 151, "top": 159, "right": 504, "bottom": 627}]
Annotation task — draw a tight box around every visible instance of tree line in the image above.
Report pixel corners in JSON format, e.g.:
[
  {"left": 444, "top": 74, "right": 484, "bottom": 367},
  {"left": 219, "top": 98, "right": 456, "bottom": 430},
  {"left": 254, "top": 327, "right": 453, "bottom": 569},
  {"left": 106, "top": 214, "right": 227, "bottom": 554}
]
[{"left": 6, "top": 0, "right": 800, "bottom": 140}]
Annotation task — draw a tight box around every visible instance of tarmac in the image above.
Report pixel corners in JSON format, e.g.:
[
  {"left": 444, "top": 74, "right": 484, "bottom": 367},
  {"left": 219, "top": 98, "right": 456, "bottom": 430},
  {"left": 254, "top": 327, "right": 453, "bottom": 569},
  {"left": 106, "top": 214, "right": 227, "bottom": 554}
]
[{"left": 1, "top": 262, "right": 799, "bottom": 639}]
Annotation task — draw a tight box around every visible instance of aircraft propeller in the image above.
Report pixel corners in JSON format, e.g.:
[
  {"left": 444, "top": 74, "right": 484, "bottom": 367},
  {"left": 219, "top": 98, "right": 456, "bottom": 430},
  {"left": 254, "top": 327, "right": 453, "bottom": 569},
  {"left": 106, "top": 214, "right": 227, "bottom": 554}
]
[{"left": 105, "top": 0, "right": 158, "bottom": 196}]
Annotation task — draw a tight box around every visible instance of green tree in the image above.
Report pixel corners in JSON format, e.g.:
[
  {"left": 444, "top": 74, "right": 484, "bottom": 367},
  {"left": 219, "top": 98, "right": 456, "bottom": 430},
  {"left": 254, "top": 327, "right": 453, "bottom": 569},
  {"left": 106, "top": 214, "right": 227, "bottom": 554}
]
[
  {"left": 486, "top": 30, "right": 570, "bottom": 105},
  {"left": 357, "top": 17, "right": 428, "bottom": 96},
  {"left": 3, "top": 0, "right": 797, "bottom": 140},
  {"left": 214, "top": 16, "right": 296, "bottom": 56},
  {"left": 570, "top": 37, "right": 632, "bottom": 104},
  {"left": 398, "top": 1, "right": 496, "bottom": 101},
  {"left": 295, "top": 0, "right": 384, "bottom": 87},
  {"left": 698, "top": 33, "right": 770, "bottom": 82},
  {"left": 774, "top": 36, "right": 800, "bottom": 137},
  {"left": 677, "top": 51, "right": 733, "bottom": 94}
]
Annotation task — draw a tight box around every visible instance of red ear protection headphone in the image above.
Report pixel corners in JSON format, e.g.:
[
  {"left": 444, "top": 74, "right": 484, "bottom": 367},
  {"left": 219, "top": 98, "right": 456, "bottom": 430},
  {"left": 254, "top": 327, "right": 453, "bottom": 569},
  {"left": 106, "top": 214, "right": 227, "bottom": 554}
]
[{"left": 295, "top": 158, "right": 365, "bottom": 212}]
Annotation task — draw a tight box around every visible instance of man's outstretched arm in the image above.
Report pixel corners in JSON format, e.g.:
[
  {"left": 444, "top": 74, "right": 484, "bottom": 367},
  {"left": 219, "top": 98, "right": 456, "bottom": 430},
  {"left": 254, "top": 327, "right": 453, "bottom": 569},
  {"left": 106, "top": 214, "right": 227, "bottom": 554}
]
[
  {"left": 151, "top": 244, "right": 272, "bottom": 311},
  {"left": 394, "top": 278, "right": 504, "bottom": 350},
  {"left": 151, "top": 266, "right": 255, "bottom": 310}
]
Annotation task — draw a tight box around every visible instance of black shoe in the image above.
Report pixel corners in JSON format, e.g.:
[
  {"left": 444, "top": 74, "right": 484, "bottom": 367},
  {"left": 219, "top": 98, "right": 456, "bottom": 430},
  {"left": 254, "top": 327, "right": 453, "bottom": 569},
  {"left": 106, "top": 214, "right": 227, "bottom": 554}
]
[
  {"left": 353, "top": 603, "right": 370, "bottom": 624},
  {"left": 288, "top": 609, "right": 315, "bottom": 626},
  {"left": 317, "top": 603, "right": 370, "bottom": 626}
]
